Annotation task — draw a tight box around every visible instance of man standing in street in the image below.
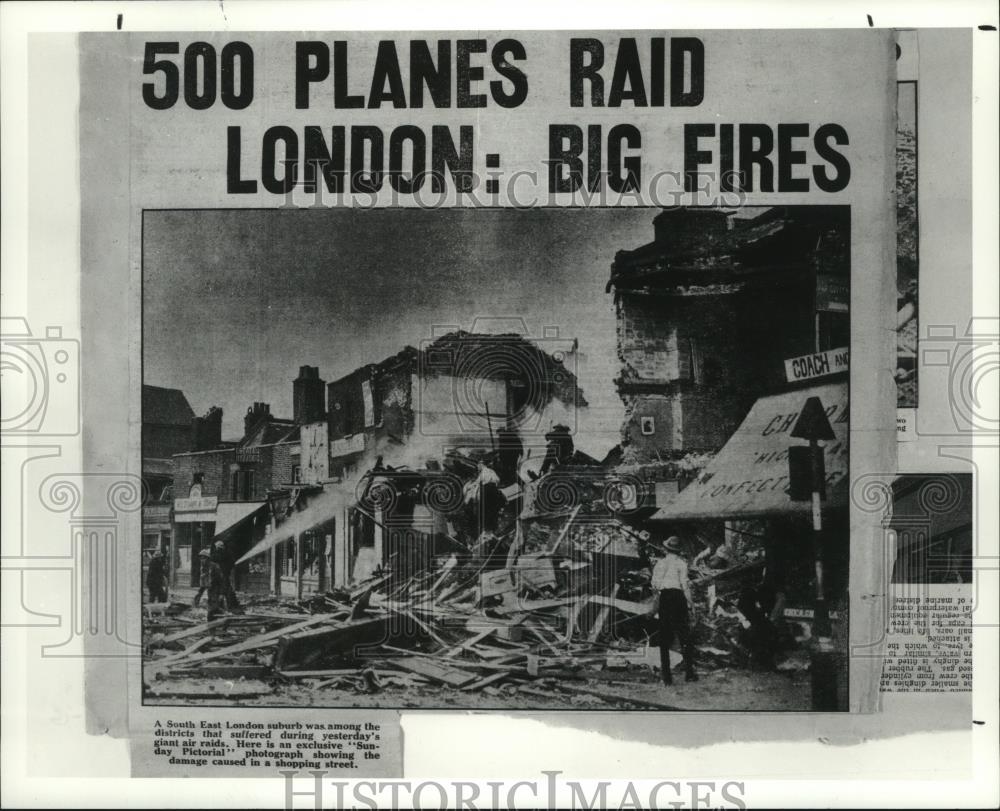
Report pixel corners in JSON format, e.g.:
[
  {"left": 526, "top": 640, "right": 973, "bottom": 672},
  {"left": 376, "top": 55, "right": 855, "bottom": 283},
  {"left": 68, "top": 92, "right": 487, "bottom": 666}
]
[
  {"left": 145, "top": 550, "right": 168, "bottom": 604},
  {"left": 651, "top": 535, "right": 698, "bottom": 685},
  {"left": 197, "top": 548, "right": 226, "bottom": 621},
  {"left": 213, "top": 539, "right": 243, "bottom": 614},
  {"left": 193, "top": 539, "right": 242, "bottom": 613}
]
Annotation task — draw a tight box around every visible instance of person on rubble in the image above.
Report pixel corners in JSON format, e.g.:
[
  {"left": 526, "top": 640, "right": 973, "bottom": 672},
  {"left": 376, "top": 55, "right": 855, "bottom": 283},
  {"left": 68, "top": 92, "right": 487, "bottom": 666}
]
[
  {"left": 463, "top": 459, "right": 504, "bottom": 533},
  {"left": 495, "top": 426, "right": 524, "bottom": 486},
  {"left": 192, "top": 539, "right": 240, "bottom": 612},
  {"left": 651, "top": 535, "right": 698, "bottom": 684},
  {"left": 145, "top": 550, "right": 168, "bottom": 603},
  {"left": 196, "top": 548, "right": 226, "bottom": 621},
  {"left": 737, "top": 586, "right": 780, "bottom": 670},
  {"left": 212, "top": 539, "right": 244, "bottom": 614},
  {"left": 540, "top": 424, "right": 574, "bottom": 474},
  {"left": 192, "top": 543, "right": 219, "bottom": 608}
]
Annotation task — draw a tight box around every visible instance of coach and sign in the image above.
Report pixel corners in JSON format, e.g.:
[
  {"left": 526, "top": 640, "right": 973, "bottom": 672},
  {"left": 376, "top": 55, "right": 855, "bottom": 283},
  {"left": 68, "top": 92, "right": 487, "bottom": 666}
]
[{"left": 784, "top": 346, "right": 848, "bottom": 384}]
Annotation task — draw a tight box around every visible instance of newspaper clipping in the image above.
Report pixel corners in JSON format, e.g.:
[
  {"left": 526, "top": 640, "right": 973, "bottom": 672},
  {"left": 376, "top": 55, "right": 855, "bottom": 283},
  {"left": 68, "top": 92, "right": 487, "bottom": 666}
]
[
  {"left": 2, "top": 7, "right": 997, "bottom": 807},
  {"left": 82, "top": 28, "right": 897, "bottom": 776}
]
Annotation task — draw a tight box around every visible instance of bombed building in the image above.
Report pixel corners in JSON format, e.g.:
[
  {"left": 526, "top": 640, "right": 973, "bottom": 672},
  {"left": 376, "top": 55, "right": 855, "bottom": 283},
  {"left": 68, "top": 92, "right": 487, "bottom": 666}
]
[
  {"left": 322, "top": 330, "right": 586, "bottom": 480},
  {"left": 608, "top": 206, "right": 849, "bottom": 465},
  {"left": 144, "top": 208, "right": 851, "bottom": 712},
  {"left": 260, "top": 331, "right": 589, "bottom": 592}
]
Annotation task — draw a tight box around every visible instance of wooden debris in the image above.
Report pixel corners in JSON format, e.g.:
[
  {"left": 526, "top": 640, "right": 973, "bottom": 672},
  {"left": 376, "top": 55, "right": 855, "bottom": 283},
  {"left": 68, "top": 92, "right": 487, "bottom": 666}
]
[
  {"left": 587, "top": 584, "right": 621, "bottom": 642},
  {"left": 159, "top": 618, "right": 231, "bottom": 644},
  {"left": 142, "top": 487, "right": 779, "bottom": 706},
  {"left": 145, "top": 679, "right": 271, "bottom": 700},
  {"left": 171, "top": 664, "right": 270, "bottom": 680},
  {"left": 443, "top": 627, "right": 495, "bottom": 657},
  {"left": 460, "top": 671, "right": 512, "bottom": 692},
  {"left": 276, "top": 668, "right": 368, "bottom": 679},
  {"left": 388, "top": 657, "right": 478, "bottom": 688},
  {"left": 588, "top": 595, "right": 655, "bottom": 616},
  {"left": 274, "top": 617, "right": 390, "bottom": 670},
  {"left": 150, "top": 636, "right": 214, "bottom": 668},
  {"left": 148, "top": 614, "right": 334, "bottom": 673}
]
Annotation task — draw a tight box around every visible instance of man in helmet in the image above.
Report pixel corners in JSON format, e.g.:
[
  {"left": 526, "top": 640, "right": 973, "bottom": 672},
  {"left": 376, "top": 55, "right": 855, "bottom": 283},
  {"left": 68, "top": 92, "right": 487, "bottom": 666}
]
[
  {"left": 212, "top": 539, "right": 243, "bottom": 614},
  {"left": 197, "top": 548, "right": 226, "bottom": 621},
  {"left": 651, "top": 535, "right": 698, "bottom": 685}
]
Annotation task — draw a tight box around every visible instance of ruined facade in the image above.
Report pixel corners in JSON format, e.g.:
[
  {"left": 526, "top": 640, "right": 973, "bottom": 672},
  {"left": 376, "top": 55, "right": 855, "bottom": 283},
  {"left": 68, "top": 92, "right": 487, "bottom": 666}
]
[
  {"left": 608, "top": 207, "right": 849, "bottom": 464},
  {"left": 325, "top": 331, "right": 586, "bottom": 478}
]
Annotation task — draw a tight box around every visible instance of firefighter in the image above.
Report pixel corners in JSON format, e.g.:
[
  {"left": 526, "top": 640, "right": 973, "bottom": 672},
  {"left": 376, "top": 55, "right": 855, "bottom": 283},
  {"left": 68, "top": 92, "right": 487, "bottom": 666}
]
[
  {"left": 213, "top": 539, "right": 243, "bottom": 613},
  {"left": 197, "top": 548, "right": 226, "bottom": 621}
]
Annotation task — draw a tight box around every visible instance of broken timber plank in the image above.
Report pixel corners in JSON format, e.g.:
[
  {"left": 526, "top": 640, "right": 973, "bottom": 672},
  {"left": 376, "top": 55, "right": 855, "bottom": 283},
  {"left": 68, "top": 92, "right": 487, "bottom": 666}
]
[
  {"left": 146, "top": 680, "right": 271, "bottom": 700},
  {"left": 427, "top": 555, "right": 457, "bottom": 595},
  {"left": 460, "top": 671, "right": 512, "bottom": 692},
  {"left": 388, "top": 657, "right": 478, "bottom": 688},
  {"left": 159, "top": 618, "right": 231, "bottom": 644},
  {"left": 588, "top": 595, "right": 656, "bottom": 615},
  {"left": 170, "top": 664, "right": 270, "bottom": 680},
  {"left": 396, "top": 608, "right": 449, "bottom": 649},
  {"left": 587, "top": 585, "right": 620, "bottom": 642},
  {"left": 546, "top": 504, "right": 582, "bottom": 554},
  {"left": 564, "top": 598, "right": 588, "bottom": 642},
  {"left": 444, "top": 627, "right": 495, "bottom": 657},
  {"left": 275, "top": 617, "right": 390, "bottom": 670},
  {"left": 276, "top": 668, "right": 364, "bottom": 679},
  {"left": 527, "top": 626, "right": 564, "bottom": 655},
  {"left": 312, "top": 676, "right": 351, "bottom": 690},
  {"left": 150, "top": 615, "right": 333, "bottom": 671},
  {"left": 495, "top": 596, "right": 575, "bottom": 615},
  {"left": 149, "top": 636, "right": 214, "bottom": 667}
]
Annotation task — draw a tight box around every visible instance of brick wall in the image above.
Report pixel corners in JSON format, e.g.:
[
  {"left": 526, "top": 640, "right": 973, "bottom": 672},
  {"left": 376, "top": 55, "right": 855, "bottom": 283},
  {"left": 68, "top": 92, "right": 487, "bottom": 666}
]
[
  {"left": 173, "top": 449, "right": 233, "bottom": 498},
  {"left": 173, "top": 443, "right": 296, "bottom": 501},
  {"left": 262, "top": 443, "right": 296, "bottom": 493},
  {"left": 616, "top": 276, "right": 816, "bottom": 459}
]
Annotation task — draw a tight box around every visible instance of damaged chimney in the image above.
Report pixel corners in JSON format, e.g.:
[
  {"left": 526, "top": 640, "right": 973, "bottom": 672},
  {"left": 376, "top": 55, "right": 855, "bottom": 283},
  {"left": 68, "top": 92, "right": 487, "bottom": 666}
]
[
  {"left": 244, "top": 402, "right": 271, "bottom": 437},
  {"left": 293, "top": 365, "right": 326, "bottom": 424},
  {"left": 191, "top": 406, "right": 223, "bottom": 451},
  {"left": 652, "top": 208, "right": 732, "bottom": 255}
]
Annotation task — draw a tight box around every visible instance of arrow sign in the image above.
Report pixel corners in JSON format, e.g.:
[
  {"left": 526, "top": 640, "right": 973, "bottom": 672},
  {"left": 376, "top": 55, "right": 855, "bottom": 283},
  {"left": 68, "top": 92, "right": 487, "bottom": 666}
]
[{"left": 790, "top": 396, "right": 836, "bottom": 441}]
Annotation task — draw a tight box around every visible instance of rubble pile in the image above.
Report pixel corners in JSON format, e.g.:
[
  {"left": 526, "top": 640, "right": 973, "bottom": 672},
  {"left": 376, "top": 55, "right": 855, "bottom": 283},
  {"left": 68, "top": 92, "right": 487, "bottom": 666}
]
[{"left": 144, "top": 481, "right": 807, "bottom": 705}]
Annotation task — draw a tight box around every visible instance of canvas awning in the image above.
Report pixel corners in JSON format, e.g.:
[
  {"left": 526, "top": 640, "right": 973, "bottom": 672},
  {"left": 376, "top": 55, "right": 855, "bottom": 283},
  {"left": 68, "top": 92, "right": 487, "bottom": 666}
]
[
  {"left": 212, "top": 501, "right": 267, "bottom": 540},
  {"left": 651, "top": 381, "right": 848, "bottom": 521}
]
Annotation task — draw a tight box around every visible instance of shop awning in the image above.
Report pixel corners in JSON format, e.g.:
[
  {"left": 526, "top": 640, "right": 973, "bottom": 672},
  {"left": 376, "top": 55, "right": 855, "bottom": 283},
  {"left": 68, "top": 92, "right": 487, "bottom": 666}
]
[
  {"left": 212, "top": 501, "right": 267, "bottom": 540},
  {"left": 651, "top": 381, "right": 848, "bottom": 521}
]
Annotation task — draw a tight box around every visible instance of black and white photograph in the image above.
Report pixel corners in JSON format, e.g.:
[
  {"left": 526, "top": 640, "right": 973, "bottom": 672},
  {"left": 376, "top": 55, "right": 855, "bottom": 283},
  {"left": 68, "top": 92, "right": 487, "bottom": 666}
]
[
  {"left": 142, "top": 205, "right": 850, "bottom": 711},
  {"left": 4, "top": 11, "right": 996, "bottom": 806}
]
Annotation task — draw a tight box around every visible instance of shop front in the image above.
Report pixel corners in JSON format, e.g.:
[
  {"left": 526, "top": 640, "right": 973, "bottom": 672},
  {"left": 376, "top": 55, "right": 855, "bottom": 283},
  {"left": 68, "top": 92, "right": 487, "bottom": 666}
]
[
  {"left": 171, "top": 488, "right": 218, "bottom": 588},
  {"left": 213, "top": 501, "right": 270, "bottom": 593}
]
